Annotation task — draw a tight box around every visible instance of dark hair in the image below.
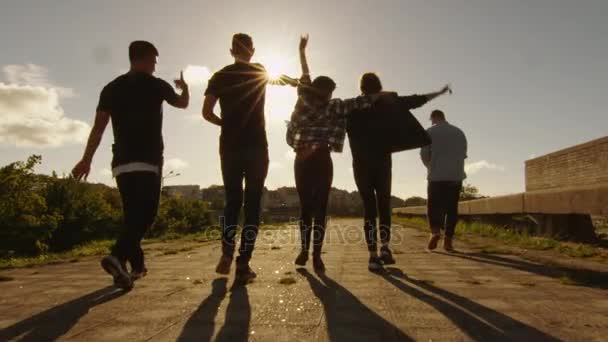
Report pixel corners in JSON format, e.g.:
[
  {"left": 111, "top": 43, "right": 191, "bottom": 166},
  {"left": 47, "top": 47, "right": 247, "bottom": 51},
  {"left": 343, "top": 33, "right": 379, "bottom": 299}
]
[
  {"left": 312, "top": 76, "right": 336, "bottom": 94},
  {"left": 232, "top": 33, "right": 254, "bottom": 56},
  {"left": 360, "top": 72, "right": 382, "bottom": 95},
  {"left": 431, "top": 109, "right": 446, "bottom": 120},
  {"left": 129, "top": 41, "right": 158, "bottom": 63}
]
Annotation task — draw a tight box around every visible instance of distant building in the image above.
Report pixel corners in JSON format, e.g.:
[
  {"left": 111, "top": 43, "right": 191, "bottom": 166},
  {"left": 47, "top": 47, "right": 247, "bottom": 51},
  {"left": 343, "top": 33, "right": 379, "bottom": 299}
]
[{"left": 163, "top": 185, "right": 201, "bottom": 200}]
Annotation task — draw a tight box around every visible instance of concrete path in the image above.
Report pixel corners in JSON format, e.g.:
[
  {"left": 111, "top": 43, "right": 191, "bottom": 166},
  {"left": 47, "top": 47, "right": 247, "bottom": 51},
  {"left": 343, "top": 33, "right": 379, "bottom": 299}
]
[{"left": 1, "top": 218, "right": 607, "bottom": 341}]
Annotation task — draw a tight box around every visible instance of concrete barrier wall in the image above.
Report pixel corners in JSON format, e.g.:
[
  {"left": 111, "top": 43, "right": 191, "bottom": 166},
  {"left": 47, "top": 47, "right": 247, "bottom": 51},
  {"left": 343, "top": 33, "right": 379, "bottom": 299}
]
[
  {"left": 525, "top": 136, "right": 608, "bottom": 191},
  {"left": 393, "top": 184, "right": 608, "bottom": 216}
]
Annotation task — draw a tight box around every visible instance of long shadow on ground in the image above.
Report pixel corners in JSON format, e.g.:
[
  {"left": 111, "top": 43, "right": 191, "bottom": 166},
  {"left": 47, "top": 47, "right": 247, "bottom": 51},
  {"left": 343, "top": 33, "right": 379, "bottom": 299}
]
[
  {"left": 0, "top": 286, "right": 126, "bottom": 342},
  {"left": 436, "top": 251, "right": 608, "bottom": 289},
  {"left": 380, "top": 267, "right": 560, "bottom": 342},
  {"left": 298, "top": 268, "right": 414, "bottom": 342},
  {"left": 177, "top": 277, "right": 250, "bottom": 342},
  {"left": 215, "top": 281, "right": 250, "bottom": 342},
  {"left": 177, "top": 278, "right": 228, "bottom": 342}
]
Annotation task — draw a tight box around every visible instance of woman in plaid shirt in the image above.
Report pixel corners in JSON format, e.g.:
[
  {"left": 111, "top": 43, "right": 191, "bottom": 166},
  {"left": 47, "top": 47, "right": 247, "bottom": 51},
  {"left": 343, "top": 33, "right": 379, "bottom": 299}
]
[{"left": 285, "top": 35, "right": 388, "bottom": 271}]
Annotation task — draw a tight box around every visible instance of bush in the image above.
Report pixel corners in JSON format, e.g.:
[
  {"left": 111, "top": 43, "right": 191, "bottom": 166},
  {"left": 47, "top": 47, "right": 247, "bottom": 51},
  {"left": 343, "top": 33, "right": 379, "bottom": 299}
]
[
  {"left": 153, "top": 195, "right": 212, "bottom": 237},
  {"left": 0, "top": 155, "right": 213, "bottom": 257}
]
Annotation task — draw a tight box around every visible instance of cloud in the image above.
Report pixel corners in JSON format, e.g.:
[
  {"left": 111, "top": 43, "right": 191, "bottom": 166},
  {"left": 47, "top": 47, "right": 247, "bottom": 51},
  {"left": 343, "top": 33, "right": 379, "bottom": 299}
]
[
  {"left": 3, "top": 64, "right": 76, "bottom": 98},
  {"left": 183, "top": 65, "right": 211, "bottom": 88},
  {"left": 465, "top": 160, "right": 505, "bottom": 175},
  {"left": 0, "top": 82, "right": 89, "bottom": 148},
  {"left": 164, "top": 158, "right": 189, "bottom": 172}
]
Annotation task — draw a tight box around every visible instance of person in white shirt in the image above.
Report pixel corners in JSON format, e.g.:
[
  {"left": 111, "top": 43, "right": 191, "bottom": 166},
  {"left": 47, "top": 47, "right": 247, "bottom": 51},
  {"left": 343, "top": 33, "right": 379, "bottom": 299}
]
[{"left": 420, "top": 110, "right": 467, "bottom": 251}]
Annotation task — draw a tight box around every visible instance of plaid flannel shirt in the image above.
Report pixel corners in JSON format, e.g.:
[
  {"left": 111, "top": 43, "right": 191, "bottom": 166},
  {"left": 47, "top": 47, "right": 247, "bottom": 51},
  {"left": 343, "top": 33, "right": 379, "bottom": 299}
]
[{"left": 286, "top": 78, "right": 374, "bottom": 152}]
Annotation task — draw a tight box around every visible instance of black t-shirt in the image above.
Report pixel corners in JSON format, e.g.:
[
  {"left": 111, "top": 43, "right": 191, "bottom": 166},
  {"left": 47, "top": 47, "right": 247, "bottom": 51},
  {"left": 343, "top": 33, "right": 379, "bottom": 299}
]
[
  {"left": 97, "top": 72, "right": 179, "bottom": 168},
  {"left": 205, "top": 62, "right": 269, "bottom": 153}
]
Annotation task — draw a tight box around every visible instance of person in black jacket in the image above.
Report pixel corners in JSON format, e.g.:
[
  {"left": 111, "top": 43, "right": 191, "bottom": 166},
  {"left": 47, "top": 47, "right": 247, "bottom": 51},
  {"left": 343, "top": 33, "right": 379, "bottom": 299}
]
[
  {"left": 348, "top": 73, "right": 450, "bottom": 271},
  {"left": 72, "top": 41, "right": 189, "bottom": 290}
]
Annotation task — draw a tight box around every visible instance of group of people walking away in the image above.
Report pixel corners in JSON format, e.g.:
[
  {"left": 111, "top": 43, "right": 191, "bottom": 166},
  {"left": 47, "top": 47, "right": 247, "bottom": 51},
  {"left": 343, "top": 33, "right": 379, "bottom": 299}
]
[{"left": 72, "top": 33, "right": 467, "bottom": 290}]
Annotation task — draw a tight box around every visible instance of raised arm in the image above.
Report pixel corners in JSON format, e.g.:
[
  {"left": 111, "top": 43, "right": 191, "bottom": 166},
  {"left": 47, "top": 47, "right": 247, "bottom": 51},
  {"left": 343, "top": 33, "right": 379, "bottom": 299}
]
[
  {"left": 401, "top": 85, "right": 452, "bottom": 110},
  {"left": 72, "top": 110, "right": 110, "bottom": 181},
  {"left": 164, "top": 71, "right": 189, "bottom": 109},
  {"left": 299, "top": 34, "right": 310, "bottom": 78}
]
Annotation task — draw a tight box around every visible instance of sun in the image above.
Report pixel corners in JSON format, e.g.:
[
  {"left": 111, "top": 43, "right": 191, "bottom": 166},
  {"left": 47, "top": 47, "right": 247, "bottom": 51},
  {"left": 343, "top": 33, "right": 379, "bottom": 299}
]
[{"left": 259, "top": 53, "right": 294, "bottom": 81}]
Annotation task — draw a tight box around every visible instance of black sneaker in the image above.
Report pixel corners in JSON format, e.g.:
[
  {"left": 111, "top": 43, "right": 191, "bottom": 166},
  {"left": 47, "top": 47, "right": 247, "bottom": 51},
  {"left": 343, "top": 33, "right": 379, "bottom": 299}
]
[
  {"left": 380, "top": 246, "right": 396, "bottom": 265},
  {"left": 131, "top": 266, "right": 148, "bottom": 281},
  {"left": 215, "top": 254, "right": 233, "bottom": 275},
  {"left": 295, "top": 251, "right": 308, "bottom": 266},
  {"left": 312, "top": 256, "right": 325, "bottom": 272},
  {"left": 101, "top": 256, "right": 133, "bottom": 290},
  {"left": 235, "top": 264, "right": 257, "bottom": 283},
  {"left": 368, "top": 256, "right": 383, "bottom": 272}
]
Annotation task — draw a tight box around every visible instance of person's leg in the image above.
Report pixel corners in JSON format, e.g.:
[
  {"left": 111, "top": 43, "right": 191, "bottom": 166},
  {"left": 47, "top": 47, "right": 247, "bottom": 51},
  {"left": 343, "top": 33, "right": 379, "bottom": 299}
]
[
  {"left": 107, "top": 172, "right": 158, "bottom": 289},
  {"left": 312, "top": 150, "right": 332, "bottom": 271},
  {"left": 216, "top": 153, "right": 245, "bottom": 274},
  {"left": 427, "top": 181, "right": 443, "bottom": 250},
  {"left": 294, "top": 152, "right": 315, "bottom": 265},
  {"left": 377, "top": 154, "right": 392, "bottom": 248},
  {"left": 353, "top": 158, "right": 378, "bottom": 254},
  {"left": 128, "top": 172, "right": 162, "bottom": 275},
  {"left": 295, "top": 154, "right": 314, "bottom": 253},
  {"left": 220, "top": 153, "right": 245, "bottom": 258},
  {"left": 113, "top": 173, "right": 137, "bottom": 267},
  {"left": 376, "top": 155, "right": 395, "bottom": 264},
  {"left": 444, "top": 181, "right": 462, "bottom": 251},
  {"left": 240, "top": 148, "right": 269, "bottom": 263}
]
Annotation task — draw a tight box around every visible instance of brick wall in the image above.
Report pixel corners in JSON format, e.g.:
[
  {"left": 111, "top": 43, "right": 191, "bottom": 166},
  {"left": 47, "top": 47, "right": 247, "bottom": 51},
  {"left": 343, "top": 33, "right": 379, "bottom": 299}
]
[{"left": 525, "top": 136, "right": 608, "bottom": 191}]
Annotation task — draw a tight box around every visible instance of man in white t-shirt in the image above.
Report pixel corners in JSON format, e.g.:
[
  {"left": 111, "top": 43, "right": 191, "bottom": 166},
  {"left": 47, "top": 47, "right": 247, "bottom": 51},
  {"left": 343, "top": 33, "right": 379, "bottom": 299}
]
[{"left": 420, "top": 110, "right": 467, "bottom": 252}]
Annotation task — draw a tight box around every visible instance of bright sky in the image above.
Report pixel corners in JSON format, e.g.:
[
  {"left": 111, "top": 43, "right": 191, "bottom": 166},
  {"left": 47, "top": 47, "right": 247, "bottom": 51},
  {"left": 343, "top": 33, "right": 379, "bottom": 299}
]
[{"left": 1, "top": 0, "right": 607, "bottom": 199}]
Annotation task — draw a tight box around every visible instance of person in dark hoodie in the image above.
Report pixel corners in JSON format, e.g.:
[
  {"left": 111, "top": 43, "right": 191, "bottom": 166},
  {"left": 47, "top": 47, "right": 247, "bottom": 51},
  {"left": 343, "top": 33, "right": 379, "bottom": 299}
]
[{"left": 347, "top": 73, "right": 450, "bottom": 271}]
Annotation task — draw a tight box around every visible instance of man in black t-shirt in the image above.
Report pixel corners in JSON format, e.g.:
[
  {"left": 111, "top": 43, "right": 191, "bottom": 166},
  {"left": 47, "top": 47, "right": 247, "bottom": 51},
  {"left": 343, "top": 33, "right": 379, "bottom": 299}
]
[
  {"left": 72, "top": 41, "right": 189, "bottom": 290},
  {"left": 203, "top": 33, "right": 289, "bottom": 281}
]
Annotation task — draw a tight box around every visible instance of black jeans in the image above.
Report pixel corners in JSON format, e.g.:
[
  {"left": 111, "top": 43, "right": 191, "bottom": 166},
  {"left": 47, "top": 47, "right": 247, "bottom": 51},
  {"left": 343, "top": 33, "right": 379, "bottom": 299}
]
[
  {"left": 295, "top": 148, "right": 333, "bottom": 255},
  {"left": 113, "top": 171, "right": 161, "bottom": 271},
  {"left": 427, "top": 181, "right": 462, "bottom": 238},
  {"left": 353, "top": 154, "right": 392, "bottom": 252},
  {"left": 220, "top": 147, "right": 269, "bottom": 262}
]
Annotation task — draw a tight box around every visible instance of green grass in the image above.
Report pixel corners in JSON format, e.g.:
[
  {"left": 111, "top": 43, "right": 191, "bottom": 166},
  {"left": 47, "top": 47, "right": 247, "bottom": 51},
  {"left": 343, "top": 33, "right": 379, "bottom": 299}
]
[
  {"left": 394, "top": 216, "right": 602, "bottom": 259},
  {"left": 0, "top": 223, "right": 291, "bottom": 270},
  {"left": 0, "top": 240, "right": 115, "bottom": 270}
]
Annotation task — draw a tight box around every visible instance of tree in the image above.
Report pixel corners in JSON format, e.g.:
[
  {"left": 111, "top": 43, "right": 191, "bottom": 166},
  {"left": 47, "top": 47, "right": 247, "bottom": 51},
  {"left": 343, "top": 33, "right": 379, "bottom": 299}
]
[
  {"left": 0, "top": 155, "right": 60, "bottom": 255},
  {"left": 460, "top": 183, "right": 484, "bottom": 201},
  {"left": 404, "top": 196, "right": 427, "bottom": 207}
]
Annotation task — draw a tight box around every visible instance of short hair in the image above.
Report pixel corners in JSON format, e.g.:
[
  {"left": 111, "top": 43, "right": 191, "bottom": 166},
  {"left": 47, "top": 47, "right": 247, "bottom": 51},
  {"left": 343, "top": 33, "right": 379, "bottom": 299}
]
[
  {"left": 129, "top": 41, "right": 158, "bottom": 63},
  {"left": 232, "top": 33, "right": 254, "bottom": 56},
  {"left": 360, "top": 72, "right": 383, "bottom": 95},
  {"left": 431, "top": 109, "right": 446, "bottom": 120},
  {"left": 312, "top": 76, "right": 337, "bottom": 94}
]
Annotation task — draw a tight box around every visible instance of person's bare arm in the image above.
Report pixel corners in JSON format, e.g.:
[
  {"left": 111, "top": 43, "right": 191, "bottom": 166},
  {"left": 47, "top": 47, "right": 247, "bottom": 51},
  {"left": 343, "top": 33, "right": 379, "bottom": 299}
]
[
  {"left": 202, "top": 95, "right": 222, "bottom": 126},
  {"left": 299, "top": 34, "right": 310, "bottom": 77},
  {"left": 72, "top": 110, "right": 110, "bottom": 181}
]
